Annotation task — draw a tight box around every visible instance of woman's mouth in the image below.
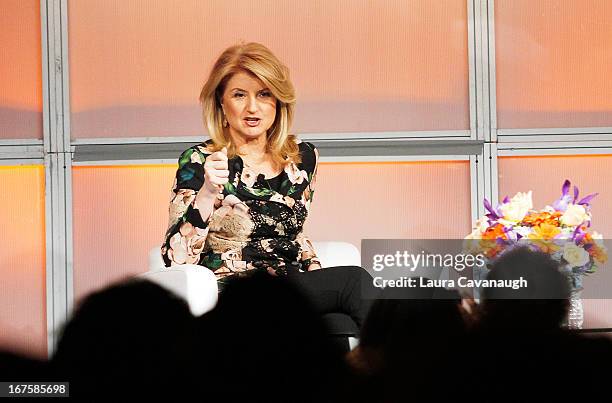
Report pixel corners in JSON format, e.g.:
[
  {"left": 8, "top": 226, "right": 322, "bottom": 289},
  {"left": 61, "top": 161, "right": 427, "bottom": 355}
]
[{"left": 244, "top": 117, "right": 261, "bottom": 127}]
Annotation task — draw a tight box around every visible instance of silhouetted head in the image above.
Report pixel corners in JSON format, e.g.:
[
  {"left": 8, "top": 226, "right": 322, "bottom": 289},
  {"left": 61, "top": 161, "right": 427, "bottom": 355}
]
[
  {"left": 357, "top": 282, "right": 464, "bottom": 372},
  {"left": 197, "top": 271, "right": 346, "bottom": 402},
  {"left": 482, "top": 246, "right": 571, "bottom": 330},
  {"left": 51, "top": 278, "right": 194, "bottom": 398}
]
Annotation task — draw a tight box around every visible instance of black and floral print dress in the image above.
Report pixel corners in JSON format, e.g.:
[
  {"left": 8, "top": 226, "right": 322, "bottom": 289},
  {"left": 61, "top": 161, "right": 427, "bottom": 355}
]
[{"left": 161, "top": 139, "right": 320, "bottom": 286}]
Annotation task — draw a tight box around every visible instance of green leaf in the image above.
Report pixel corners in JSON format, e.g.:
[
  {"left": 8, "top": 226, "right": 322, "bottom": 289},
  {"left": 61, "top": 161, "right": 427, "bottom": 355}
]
[
  {"left": 251, "top": 188, "right": 274, "bottom": 197},
  {"left": 202, "top": 253, "right": 223, "bottom": 269},
  {"left": 224, "top": 182, "right": 237, "bottom": 194},
  {"left": 178, "top": 149, "right": 194, "bottom": 168}
]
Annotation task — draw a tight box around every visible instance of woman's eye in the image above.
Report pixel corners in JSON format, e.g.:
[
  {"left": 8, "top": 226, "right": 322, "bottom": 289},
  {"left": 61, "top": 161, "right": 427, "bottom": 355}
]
[
  {"left": 233, "top": 93, "right": 245, "bottom": 98},
  {"left": 259, "top": 92, "right": 272, "bottom": 98}
]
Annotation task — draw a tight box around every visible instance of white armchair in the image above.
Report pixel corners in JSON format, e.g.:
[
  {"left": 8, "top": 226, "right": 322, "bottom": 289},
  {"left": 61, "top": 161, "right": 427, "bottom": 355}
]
[
  {"left": 143, "top": 241, "right": 361, "bottom": 318},
  {"left": 312, "top": 241, "right": 361, "bottom": 268},
  {"left": 137, "top": 264, "right": 218, "bottom": 316}
]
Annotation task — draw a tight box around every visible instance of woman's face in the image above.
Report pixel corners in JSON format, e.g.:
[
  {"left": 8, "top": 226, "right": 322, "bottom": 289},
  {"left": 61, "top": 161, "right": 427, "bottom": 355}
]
[{"left": 221, "top": 71, "right": 277, "bottom": 142}]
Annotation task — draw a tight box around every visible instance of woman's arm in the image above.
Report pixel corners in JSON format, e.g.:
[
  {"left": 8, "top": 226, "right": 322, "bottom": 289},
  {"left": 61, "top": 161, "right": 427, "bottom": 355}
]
[
  {"left": 297, "top": 233, "right": 322, "bottom": 271},
  {"left": 297, "top": 143, "right": 322, "bottom": 271},
  {"left": 161, "top": 146, "right": 228, "bottom": 266}
]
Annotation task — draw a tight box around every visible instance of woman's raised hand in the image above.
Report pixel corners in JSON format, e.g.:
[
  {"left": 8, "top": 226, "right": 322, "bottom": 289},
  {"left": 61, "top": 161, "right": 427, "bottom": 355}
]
[{"left": 201, "top": 146, "right": 229, "bottom": 197}]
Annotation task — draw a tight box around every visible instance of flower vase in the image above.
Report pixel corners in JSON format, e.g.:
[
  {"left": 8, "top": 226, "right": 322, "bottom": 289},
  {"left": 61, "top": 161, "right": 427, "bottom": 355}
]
[
  {"left": 567, "top": 289, "right": 584, "bottom": 329},
  {"left": 564, "top": 272, "right": 584, "bottom": 329}
]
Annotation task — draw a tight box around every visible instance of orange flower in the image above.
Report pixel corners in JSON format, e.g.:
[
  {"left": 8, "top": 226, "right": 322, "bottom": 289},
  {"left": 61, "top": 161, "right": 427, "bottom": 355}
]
[
  {"left": 591, "top": 246, "right": 608, "bottom": 264},
  {"left": 482, "top": 223, "right": 507, "bottom": 240},
  {"left": 522, "top": 211, "right": 562, "bottom": 227}
]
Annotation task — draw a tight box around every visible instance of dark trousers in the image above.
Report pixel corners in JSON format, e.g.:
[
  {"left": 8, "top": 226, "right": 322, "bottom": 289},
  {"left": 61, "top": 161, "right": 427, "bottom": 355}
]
[{"left": 287, "top": 265, "right": 379, "bottom": 330}]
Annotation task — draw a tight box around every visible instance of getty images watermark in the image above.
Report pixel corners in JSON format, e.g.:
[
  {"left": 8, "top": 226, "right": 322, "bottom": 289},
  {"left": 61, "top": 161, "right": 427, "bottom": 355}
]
[{"left": 361, "top": 240, "right": 529, "bottom": 298}]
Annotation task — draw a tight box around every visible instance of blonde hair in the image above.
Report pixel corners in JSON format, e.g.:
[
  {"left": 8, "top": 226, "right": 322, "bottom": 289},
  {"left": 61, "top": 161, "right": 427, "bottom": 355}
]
[{"left": 199, "top": 42, "right": 300, "bottom": 166}]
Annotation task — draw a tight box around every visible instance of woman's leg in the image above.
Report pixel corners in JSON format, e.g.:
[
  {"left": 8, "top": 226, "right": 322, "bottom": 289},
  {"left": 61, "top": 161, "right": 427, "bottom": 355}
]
[{"left": 287, "top": 265, "right": 379, "bottom": 328}]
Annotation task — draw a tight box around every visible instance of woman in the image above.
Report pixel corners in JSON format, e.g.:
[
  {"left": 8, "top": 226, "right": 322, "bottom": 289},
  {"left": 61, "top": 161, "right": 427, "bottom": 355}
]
[{"left": 161, "top": 42, "right": 375, "bottom": 326}]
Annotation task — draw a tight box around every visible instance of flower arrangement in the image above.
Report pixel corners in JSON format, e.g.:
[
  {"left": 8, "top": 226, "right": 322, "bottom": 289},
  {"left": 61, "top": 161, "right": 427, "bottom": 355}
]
[{"left": 465, "top": 180, "right": 607, "bottom": 290}]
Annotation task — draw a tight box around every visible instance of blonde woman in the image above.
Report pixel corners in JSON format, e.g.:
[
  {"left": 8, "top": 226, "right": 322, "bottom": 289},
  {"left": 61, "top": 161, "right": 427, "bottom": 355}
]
[{"left": 161, "top": 42, "right": 374, "bottom": 327}]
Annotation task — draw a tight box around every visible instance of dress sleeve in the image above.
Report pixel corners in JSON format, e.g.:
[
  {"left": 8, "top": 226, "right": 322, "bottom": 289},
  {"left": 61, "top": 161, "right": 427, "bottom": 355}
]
[
  {"left": 297, "top": 143, "right": 322, "bottom": 269},
  {"left": 161, "top": 147, "right": 214, "bottom": 266}
]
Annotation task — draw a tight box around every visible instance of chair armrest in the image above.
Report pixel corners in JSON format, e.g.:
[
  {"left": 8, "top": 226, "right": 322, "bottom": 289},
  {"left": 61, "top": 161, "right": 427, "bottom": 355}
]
[
  {"left": 137, "top": 264, "right": 218, "bottom": 316},
  {"left": 312, "top": 241, "right": 361, "bottom": 268}
]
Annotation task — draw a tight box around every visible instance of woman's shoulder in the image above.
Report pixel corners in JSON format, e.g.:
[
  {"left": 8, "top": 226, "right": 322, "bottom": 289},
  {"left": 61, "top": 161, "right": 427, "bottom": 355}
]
[
  {"left": 294, "top": 138, "right": 318, "bottom": 172},
  {"left": 177, "top": 140, "right": 214, "bottom": 167}
]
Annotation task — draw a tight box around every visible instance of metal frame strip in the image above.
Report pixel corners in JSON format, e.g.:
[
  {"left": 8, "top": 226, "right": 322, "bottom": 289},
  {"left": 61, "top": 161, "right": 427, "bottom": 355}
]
[
  {"left": 70, "top": 130, "right": 472, "bottom": 146},
  {"left": 41, "top": 0, "right": 72, "bottom": 358}
]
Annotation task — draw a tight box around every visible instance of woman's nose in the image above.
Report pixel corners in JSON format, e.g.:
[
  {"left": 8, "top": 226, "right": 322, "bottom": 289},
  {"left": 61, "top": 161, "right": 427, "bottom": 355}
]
[{"left": 246, "top": 95, "right": 258, "bottom": 113}]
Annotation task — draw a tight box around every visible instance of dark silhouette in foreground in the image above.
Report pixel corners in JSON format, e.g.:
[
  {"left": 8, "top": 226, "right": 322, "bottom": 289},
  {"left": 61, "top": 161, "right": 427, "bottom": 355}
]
[
  {"left": 472, "top": 247, "right": 612, "bottom": 402},
  {"left": 50, "top": 278, "right": 195, "bottom": 399}
]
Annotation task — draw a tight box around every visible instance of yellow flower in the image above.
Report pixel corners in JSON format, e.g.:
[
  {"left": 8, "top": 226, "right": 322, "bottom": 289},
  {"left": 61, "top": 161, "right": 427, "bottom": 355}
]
[
  {"left": 528, "top": 223, "right": 561, "bottom": 240},
  {"left": 528, "top": 223, "right": 561, "bottom": 254}
]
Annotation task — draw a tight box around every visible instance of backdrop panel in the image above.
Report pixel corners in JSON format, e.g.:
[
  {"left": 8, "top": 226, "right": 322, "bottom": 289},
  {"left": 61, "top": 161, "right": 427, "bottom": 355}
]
[
  {"left": 68, "top": 0, "right": 469, "bottom": 138},
  {"left": 306, "top": 161, "right": 472, "bottom": 244},
  {"left": 0, "top": 0, "right": 42, "bottom": 139},
  {"left": 72, "top": 165, "right": 176, "bottom": 304},
  {"left": 495, "top": 0, "right": 612, "bottom": 129},
  {"left": 0, "top": 166, "right": 46, "bottom": 357}
]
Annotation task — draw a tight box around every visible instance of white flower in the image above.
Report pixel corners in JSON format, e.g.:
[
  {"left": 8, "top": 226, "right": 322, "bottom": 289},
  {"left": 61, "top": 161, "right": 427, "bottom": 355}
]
[
  {"left": 221, "top": 249, "right": 241, "bottom": 261},
  {"left": 543, "top": 205, "right": 556, "bottom": 213},
  {"left": 475, "top": 216, "right": 489, "bottom": 233},
  {"left": 190, "top": 151, "right": 203, "bottom": 164},
  {"left": 285, "top": 163, "right": 308, "bottom": 185},
  {"left": 499, "top": 191, "right": 533, "bottom": 223},
  {"left": 240, "top": 169, "right": 257, "bottom": 187},
  {"left": 513, "top": 226, "right": 532, "bottom": 238},
  {"left": 563, "top": 243, "right": 590, "bottom": 268},
  {"left": 555, "top": 227, "right": 574, "bottom": 240},
  {"left": 560, "top": 204, "right": 590, "bottom": 227},
  {"left": 465, "top": 229, "right": 482, "bottom": 240},
  {"left": 269, "top": 193, "right": 285, "bottom": 203}
]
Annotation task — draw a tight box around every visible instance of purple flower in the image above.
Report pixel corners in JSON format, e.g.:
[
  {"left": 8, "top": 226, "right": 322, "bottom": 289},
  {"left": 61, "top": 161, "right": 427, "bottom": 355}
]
[
  {"left": 483, "top": 198, "right": 501, "bottom": 220},
  {"left": 552, "top": 180, "right": 572, "bottom": 212}
]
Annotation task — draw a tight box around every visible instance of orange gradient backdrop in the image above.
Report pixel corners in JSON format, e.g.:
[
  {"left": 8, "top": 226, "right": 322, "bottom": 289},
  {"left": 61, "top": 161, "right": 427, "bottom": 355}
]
[
  {"left": 0, "top": 166, "right": 46, "bottom": 357},
  {"left": 0, "top": 0, "right": 42, "bottom": 138},
  {"left": 499, "top": 155, "right": 612, "bottom": 328},
  {"left": 68, "top": 0, "right": 469, "bottom": 138},
  {"left": 495, "top": 0, "right": 612, "bottom": 128},
  {"left": 72, "top": 160, "right": 472, "bottom": 303}
]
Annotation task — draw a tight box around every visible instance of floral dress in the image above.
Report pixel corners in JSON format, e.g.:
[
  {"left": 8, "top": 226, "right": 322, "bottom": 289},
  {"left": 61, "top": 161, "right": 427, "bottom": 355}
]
[{"left": 161, "top": 139, "right": 320, "bottom": 286}]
